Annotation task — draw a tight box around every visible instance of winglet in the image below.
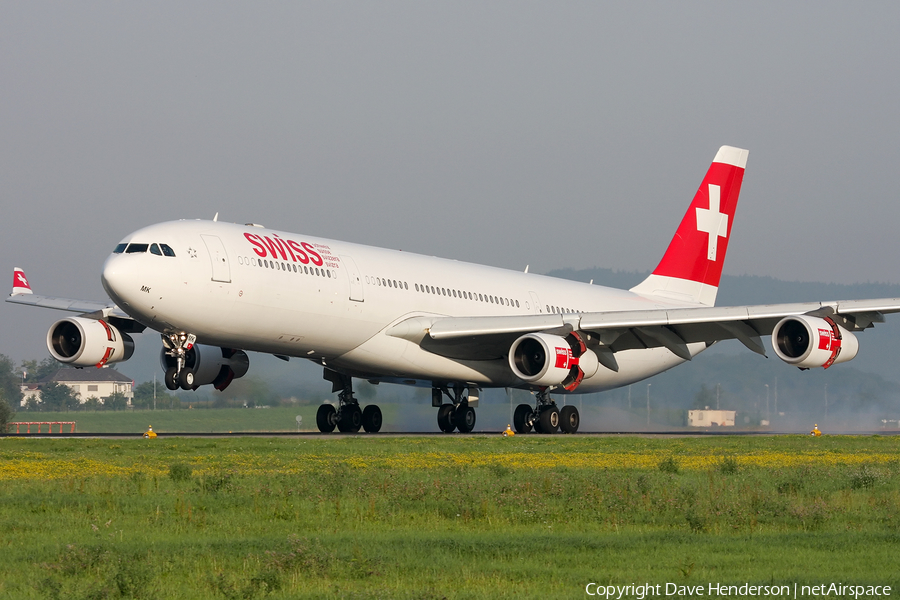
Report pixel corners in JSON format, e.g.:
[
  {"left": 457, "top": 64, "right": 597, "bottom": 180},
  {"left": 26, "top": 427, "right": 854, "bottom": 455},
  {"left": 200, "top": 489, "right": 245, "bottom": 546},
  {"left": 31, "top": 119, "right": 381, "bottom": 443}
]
[
  {"left": 630, "top": 145, "right": 748, "bottom": 306},
  {"left": 11, "top": 268, "right": 32, "bottom": 296}
]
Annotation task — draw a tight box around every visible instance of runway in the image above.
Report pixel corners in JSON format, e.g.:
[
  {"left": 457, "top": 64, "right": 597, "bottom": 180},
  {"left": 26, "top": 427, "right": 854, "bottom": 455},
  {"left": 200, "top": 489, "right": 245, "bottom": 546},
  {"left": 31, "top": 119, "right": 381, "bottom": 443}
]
[{"left": 2, "top": 430, "right": 898, "bottom": 438}]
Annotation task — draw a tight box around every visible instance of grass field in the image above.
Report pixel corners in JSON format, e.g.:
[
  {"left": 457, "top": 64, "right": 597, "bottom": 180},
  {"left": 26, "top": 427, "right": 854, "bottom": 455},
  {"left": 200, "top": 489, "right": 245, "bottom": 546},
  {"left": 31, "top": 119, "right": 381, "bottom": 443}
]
[{"left": 1, "top": 435, "right": 899, "bottom": 599}]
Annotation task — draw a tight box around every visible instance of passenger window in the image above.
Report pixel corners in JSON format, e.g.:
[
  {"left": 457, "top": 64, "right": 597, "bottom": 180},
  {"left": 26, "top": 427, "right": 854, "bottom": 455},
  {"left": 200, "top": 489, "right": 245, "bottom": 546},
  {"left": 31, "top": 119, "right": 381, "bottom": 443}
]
[
  {"left": 160, "top": 244, "right": 176, "bottom": 257},
  {"left": 113, "top": 243, "right": 127, "bottom": 254},
  {"left": 125, "top": 243, "right": 149, "bottom": 253}
]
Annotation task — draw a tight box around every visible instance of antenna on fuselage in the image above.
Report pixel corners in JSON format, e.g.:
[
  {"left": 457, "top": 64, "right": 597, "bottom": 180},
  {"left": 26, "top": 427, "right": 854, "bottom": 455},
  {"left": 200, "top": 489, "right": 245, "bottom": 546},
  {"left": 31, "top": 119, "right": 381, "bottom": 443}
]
[
  {"left": 524, "top": 265, "right": 529, "bottom": 273},
  {"left": 213, "top": 212, "right": 219, "bottom": 222}
]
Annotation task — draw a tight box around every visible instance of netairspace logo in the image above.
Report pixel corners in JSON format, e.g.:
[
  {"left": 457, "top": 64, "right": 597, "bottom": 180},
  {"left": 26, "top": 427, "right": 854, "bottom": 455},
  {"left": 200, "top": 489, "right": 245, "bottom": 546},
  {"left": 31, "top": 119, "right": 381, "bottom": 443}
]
[{"left": 584, "top": 582, "right": 892, "bottom": 599}]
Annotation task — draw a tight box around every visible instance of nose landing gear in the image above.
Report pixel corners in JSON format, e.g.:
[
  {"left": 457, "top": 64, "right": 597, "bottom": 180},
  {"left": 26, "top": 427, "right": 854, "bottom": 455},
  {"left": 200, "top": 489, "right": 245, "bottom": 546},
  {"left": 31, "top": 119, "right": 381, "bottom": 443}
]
[{"left": 162, "top": 332, "right": 198, "bottom": 391}]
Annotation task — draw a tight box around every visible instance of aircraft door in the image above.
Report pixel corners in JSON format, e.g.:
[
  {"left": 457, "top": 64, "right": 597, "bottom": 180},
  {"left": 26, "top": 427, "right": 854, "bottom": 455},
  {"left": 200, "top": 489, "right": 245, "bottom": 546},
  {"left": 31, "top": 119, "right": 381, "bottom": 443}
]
[
  {"left": 340, "top": 255, "right": 364, "bottom": 302},
  {"left": 529, "top": 291, "right": 543, "bottom": 314},
  {"left": 200, "top": 234, "right": 231, "bottom": 283}
]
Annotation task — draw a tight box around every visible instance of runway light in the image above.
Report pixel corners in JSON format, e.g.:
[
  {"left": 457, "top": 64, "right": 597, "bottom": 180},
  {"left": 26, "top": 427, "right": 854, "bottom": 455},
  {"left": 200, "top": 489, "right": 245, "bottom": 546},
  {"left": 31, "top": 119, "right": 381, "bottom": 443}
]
[
  {"left": 810, "top": 424, "right": 822, "bottom": 437},
  {"left": 143, "top": 426, "right": 157, "bottom": 439},
  {"left": 502, "top": 424, "right": 515, "bottom": 437}
]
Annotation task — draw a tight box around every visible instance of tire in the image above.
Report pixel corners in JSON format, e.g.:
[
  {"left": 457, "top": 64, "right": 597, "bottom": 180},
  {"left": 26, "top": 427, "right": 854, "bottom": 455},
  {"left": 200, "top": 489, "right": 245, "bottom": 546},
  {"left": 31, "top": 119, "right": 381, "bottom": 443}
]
[
  {"left": 178, "top": 369, "right": 195, "bottom": 391},
  {"left": 454, "top": 405, "right": 476, "bottom": 433},
  {"left": 539, "top": 405, "right": 559, "bottom": 434},
  {"left": 362, "top": 405, "right": 383, "bottom": 433},
  {"left": 513, "top": 404, "right": 533, "bottom": 434},
  {"left": 316, "top": 404, "right": 336, "bottom": 433},
  {"left": 559, "top": 405, "right": 580, "bottom": 434},
  {"left": 164, "top": 368, "right": 178, "bottom": 391},
  {"left": 338, "top": 405, "right": 363, "bottom": 433},
  {"left": 437, "top": 403, "right": 456, "bottom": 433}
]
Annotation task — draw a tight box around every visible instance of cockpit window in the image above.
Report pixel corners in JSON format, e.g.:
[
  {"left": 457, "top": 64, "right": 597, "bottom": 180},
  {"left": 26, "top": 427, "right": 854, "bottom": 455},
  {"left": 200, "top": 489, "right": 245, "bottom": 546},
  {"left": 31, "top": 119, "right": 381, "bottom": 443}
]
[
  {"left": 113, "top": 243, "right": 128, "bottom": 254},
  {"left": 149, "top": 243, "right": 162, "bottom": 256},
  {"left": 160, "top": 244, "right": 176, "bottom": 257},
  {"left": 125, "top": 243, "right": 149, "bottom": 253}
]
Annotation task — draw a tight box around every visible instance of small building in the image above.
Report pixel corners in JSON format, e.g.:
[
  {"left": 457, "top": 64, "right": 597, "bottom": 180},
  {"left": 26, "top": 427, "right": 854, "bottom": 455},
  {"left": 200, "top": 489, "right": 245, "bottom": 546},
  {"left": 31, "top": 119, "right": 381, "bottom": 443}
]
[
  {"left": 688, "top": 409, "right": 736, "bottom": 427},
  {"left": 20, "top": 368, "right": 134, "bottom": 407}
]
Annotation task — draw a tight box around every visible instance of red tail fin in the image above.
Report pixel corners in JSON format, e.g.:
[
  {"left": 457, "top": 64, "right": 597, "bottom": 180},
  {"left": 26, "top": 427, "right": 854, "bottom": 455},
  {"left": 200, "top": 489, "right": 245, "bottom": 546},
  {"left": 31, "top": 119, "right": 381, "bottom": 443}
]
[
  {"left": 12, "top": 268, "right": 32, "bottom": 296},
  {"left": 631, "top": 146, "right": 748, "bottom": 306}
]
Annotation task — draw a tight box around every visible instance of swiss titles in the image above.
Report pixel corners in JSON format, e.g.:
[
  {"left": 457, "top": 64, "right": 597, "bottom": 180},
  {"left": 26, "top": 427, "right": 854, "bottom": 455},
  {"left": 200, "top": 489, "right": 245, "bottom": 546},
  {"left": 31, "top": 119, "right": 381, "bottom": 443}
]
[{"left": 243, "top": 232, "right": 339, "bottom": 268}]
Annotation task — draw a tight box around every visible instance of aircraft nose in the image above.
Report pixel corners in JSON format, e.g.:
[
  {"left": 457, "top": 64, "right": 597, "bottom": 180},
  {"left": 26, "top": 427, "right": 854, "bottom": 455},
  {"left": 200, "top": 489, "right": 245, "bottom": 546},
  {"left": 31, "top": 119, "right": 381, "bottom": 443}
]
[{"left": 101, "top": 254, "right": 133, "bottom": 307}]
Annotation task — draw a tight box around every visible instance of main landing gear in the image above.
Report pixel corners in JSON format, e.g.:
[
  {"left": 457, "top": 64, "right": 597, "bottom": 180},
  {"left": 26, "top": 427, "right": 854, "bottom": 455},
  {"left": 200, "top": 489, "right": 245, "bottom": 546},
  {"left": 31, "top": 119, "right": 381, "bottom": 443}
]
[
  {"left": 162, "top": 332, "right": 197, "bottom": 391},
  {"left": 316, "top": 369, "right": 382, "bottom": 433},
  {"left": 433, "top": 385, "right": 479, "bottom": 433},
  {"left": 513, "top": 389, "right": 580, "bottom": 434}
]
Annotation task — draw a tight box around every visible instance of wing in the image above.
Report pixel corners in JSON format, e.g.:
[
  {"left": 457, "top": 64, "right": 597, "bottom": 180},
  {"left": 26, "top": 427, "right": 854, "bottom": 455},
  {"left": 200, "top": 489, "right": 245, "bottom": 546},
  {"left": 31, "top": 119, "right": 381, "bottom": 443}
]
[
  {"left": 7, "top": 267, "right": 138, "bottom": 325},
  {"left": 388, "top": 298, "right": 900, "bottom": 364}
]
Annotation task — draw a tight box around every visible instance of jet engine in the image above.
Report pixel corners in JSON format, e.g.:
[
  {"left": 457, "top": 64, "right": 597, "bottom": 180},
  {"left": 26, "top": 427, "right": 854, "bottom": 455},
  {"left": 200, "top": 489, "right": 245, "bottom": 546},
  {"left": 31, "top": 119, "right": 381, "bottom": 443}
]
[
  {"left": 160, "top": 345, "right": 250, "bottom": 391},
  {"left": 47, "top": 317, "right": 135, "bottom": 367},
  {"left": 772, "top": 315, "right": 859, "bottom": 369},
  {"left": 509, "top": 332, "right": 598, "bottom": 391}
]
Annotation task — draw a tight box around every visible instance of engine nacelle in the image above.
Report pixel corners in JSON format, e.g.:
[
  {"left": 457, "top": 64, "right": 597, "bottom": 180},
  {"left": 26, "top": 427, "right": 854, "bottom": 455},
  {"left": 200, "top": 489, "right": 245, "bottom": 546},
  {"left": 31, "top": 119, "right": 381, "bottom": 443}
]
[
  {"left": 509, "top": 332, "right": 594, "bottom": 391},
  {"left": 47, "top": 317, "right": 134, "bottom": 367},
  {"left": 160, "top": 345, "right": 250, "bottom": 390},
  {"left": 772, "top": 315, "right": 859, "bottom": 369}
]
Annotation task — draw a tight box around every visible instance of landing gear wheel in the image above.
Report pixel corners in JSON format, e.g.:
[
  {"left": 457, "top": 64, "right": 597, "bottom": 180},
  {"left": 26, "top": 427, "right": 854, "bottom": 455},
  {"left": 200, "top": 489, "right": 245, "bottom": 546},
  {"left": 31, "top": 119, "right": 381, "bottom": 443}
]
[
  {"left": 454, "top": 405, "right": 476, "bottom": 433},
  {"left": 178, "top": 369, "right": 195, "bottom": 391},
  {"left": 316, "top": 404, "right": 336, "bottom": 433},
  {"left": 539, "top": 405, "right": 560, "bottom": 434},
  {"left": 337, "top": 404, "right": 363, "bottom": 433},
  {"left": 514, "top": 404, "right": 534, "bottom": 433},
  {"left": 362, "top": 405, "right": 383, "bottom": 433},
  {"left": 559, "top": 405, "right": 580, "bottom": 434},
  {"left": 164, "top": 368, "right": 178, "bottom": 391},
  {"left": 437, "top": 403, "right": 456, "bottom": 433}
]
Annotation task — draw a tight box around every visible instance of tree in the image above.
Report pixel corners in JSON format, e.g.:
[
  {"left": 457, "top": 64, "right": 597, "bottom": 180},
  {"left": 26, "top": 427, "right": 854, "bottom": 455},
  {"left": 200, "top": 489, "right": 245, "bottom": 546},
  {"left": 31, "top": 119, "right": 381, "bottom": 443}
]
[
  {"left": 20, "top": 357, "right": 63, "bottom": 383},
  {"left": 132, "top": 381, "right": 178, "bottom": 410},
  {"left": 22, "top": 395, "right": 40, "bottom": 412},
  {"left": 0, "top": 394, "right": 13, "bottom": 430},
  {"left": 0, "top": 354, "right": 22, "bottom": 409},
  {"left": 104, "top": 391, "right": 129, "bottom": 411},
  {"left": 82, "top": 396, "right": 102, "bottom": 411},
  {"left": 40, "top": 382, "right": 80, "bottom": 412}
]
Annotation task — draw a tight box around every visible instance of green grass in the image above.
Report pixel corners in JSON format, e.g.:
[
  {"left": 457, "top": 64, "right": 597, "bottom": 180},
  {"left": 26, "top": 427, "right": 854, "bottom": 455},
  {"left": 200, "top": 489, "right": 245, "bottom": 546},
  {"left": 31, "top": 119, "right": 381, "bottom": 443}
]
[{"left": 1, "top": 436, "right": 900, "bottom": 598}]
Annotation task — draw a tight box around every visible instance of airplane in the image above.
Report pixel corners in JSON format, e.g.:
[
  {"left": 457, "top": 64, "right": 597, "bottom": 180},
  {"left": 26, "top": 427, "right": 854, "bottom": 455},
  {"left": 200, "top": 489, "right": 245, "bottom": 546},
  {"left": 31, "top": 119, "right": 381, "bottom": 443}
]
[{"left": 9, "top": 145, "right": 900, "bottom": 434}]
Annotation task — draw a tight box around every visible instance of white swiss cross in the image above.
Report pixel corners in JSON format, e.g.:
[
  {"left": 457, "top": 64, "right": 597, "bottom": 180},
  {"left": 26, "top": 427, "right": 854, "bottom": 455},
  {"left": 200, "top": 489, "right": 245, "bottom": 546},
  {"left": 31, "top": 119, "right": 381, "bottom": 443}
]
[
  {"left": 15, "top": 272, "right": 28, "bottom": 287},
  {"left": 695, "top": 184, "right": 728, "bottom": 261}
]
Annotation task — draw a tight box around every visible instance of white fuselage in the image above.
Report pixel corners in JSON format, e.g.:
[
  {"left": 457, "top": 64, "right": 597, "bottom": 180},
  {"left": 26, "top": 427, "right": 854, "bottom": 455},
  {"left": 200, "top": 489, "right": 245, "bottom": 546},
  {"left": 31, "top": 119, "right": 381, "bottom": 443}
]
[{"left": 101, "top": 220, "right": 704, "bottom": 393}]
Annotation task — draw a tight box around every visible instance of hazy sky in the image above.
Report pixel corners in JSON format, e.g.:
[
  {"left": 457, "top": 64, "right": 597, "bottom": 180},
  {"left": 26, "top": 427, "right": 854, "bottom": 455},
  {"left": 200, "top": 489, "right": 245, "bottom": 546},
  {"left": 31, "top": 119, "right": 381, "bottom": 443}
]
[{"left": 3, "top": 2, "right": 900, "bottom": 367}]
